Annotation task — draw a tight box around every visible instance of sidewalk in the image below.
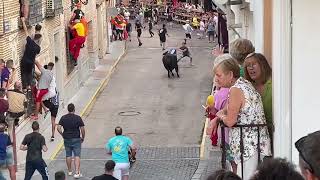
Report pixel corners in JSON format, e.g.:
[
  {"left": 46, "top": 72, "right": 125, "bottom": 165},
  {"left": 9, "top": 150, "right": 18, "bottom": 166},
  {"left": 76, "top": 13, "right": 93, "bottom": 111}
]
[{"left": 10, "top": 40, "right": 126, "bottom": 179}]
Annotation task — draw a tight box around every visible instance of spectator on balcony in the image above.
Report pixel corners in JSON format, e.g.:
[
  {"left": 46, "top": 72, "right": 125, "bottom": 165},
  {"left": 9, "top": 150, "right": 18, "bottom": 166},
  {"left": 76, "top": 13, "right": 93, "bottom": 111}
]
[
  {"left": 20, "top": 17, "right": 42, "bottom": 90},
  {"left": 6, "top": 82, "right": 26, "bottom": 138},
  {"left": 295, "top": 131, "right": 320, "bottom": 180},
  {"left": 31, "top": 61, "right": 54, "bottom": 120},
  {"left": 244, "top": 53, "right": 273, "bottom": 153},
  {"left": 69, "top": 19, "right": 86, "bottom": 66},
  {"left": 250, "top": 158, "right": 304, "bottom": 180},
  {"left": 213, "top": 38, "right": 255, "bottom": 77},
  {"left": 0, "top": 88, "right": 8, "bottom": 117},
  {"left": 210, "top": 54, "right": 271, "bottom": 180}
]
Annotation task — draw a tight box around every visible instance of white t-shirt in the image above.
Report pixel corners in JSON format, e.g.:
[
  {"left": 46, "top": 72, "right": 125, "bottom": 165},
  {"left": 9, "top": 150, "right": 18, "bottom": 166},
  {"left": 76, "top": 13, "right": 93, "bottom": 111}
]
[
  {"left": 213, "top": 16, "right": 218, "bottom": 25},
  {"left": 200, "top": 21, "right": 205, "bottom": 31},
  {"left": 42, "top": 76, "right": 56, "bottom": 101},
  {"left": 124, "top": 12, "right": 130, "bottom": 20}
]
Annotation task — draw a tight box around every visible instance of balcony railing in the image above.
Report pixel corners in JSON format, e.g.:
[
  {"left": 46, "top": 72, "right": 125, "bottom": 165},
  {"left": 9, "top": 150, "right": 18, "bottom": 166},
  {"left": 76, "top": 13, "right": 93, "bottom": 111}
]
[{"left": 220, "top": 122, "right": 268, "bottom": 179}]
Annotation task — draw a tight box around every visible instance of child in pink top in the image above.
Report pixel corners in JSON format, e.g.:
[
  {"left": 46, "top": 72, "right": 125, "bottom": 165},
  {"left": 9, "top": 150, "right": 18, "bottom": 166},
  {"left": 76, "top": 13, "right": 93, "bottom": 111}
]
[{"left": 214, "top": 87, "right": 229, "bottom": 144}]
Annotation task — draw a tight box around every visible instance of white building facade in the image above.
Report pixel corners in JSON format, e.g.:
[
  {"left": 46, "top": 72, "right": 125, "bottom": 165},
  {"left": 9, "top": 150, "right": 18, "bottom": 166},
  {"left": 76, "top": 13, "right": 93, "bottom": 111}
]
[{"left": 213, "top": 0, "right": 320, "bottom": 166}]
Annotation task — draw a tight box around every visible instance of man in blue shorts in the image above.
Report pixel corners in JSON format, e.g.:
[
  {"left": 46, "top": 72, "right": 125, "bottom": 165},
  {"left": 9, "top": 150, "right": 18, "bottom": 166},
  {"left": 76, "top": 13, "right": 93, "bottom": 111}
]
[
  {"left": 58, "top": 103, "right": 85, "bottom": 179},
  {"left": 106, "top": 127, "right": 136, "bottom": 180},
  {"left": 0, "top": 122, "right": 15, "bottom": 180}
]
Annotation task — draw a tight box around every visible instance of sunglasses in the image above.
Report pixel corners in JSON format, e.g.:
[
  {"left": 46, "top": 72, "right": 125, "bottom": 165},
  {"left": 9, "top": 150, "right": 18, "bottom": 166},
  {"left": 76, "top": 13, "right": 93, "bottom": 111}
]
[{"left": 295, "top": 137, "right": 315, "bottom": 173}]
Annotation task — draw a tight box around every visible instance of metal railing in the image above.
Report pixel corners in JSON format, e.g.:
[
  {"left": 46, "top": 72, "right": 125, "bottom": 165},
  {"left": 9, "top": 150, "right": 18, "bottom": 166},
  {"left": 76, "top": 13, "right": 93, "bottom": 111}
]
[{"left": 220, "top": 121, "right": 268, "bottom": 179}]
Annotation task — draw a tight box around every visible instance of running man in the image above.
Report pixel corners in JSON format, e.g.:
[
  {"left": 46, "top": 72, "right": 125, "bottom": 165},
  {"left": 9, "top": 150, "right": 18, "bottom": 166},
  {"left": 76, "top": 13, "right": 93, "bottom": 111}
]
[
  {"left": 183, "top": 20, "right": 193, "bottom": 41},
  {"left": 106, "top": 127, "right": 136, "bottom": 180},
  {"left": 178, "top": 42, "right": 193, "bottom": 65},
  {"left": 159, "top": 24, "right": 168, "bottom": 51},
  {"left": 135, "top": 20, "right": 143, "bottom": 47},
  {"left": 20, "top": 121, "right": 48, "bottom": 180},
  {"left": 148, "top": 18, "right": 154, "bottom": 37}
]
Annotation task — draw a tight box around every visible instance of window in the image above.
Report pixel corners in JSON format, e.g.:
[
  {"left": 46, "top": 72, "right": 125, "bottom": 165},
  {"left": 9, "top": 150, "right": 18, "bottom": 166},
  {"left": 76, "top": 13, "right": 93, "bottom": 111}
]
[
  {"left": 46, "top": 0, "right": 63, "bottom": 17},
  {"left": 28, "top": 0, "right": 43, "bottom": 25},
  {"left": 19, "top": 0, "right": 43, "bottom": 26}
]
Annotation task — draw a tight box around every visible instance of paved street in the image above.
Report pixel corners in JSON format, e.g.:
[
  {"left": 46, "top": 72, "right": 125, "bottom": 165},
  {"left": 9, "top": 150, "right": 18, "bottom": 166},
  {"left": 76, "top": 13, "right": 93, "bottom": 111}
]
[{"left": 34, "top": 25, "right": 216, "bottom": 179}]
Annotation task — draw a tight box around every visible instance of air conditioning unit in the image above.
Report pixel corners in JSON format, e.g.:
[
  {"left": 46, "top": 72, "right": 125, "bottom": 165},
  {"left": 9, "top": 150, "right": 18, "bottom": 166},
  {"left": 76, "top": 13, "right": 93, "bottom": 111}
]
[{"left": 46, "top": 0, "right": 63, "bottom": 18}]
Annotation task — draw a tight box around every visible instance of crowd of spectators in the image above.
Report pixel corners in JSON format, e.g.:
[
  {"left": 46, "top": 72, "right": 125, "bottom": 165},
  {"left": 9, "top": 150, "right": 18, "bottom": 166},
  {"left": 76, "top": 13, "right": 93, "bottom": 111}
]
[{"left": 205, "top": 37, "right": 320, "bottom": 180}]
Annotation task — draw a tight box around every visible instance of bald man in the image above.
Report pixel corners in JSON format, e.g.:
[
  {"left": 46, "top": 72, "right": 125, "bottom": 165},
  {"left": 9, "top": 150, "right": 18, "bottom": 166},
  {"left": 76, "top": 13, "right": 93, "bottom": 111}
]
[{"left": 7, "top": 82, "right": 27, "bottom": 137}]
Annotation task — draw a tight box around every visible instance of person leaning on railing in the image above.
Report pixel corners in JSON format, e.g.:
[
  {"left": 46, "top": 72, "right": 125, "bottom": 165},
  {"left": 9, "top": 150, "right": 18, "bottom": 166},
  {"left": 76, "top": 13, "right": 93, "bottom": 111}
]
[
  {"left": 210, "top": 54, "right": 271, "bottom": 180},
  {"left": 243, "top": 53, "right": 273, "bottom": 154}
]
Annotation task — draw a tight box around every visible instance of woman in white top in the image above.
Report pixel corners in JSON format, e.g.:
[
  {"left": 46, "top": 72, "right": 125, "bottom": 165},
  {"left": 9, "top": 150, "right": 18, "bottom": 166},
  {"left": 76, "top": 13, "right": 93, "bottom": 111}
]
[
  {"left": 210, "top": 54, "right": 271, "bottom": 180},
  {"left": 199, "top": 20, "right": 205, "bottom": 39}
]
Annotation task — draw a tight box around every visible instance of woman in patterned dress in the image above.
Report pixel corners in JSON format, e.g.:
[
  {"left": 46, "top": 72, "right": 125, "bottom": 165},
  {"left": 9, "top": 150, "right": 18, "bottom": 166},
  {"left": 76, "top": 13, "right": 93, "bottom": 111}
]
[{"left": 210, "top": 54, "right": 271, "bottom": 180}]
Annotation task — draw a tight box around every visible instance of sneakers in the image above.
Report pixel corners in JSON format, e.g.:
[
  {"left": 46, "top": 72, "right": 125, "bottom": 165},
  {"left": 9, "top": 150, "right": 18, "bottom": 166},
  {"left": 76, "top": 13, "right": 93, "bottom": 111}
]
[
  {"left": 74, "top": 173, "right": 83, "bottom": 179},
  {"left": 138, "top": 42, "right": 142, "bottom": 47},
  {"left": 68, "top": 171, "right": 73, "bottom": 176}
]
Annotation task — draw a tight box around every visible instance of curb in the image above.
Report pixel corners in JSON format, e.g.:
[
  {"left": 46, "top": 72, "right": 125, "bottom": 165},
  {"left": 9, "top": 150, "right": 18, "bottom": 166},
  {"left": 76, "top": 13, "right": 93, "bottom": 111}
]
[
  {"left": 49, "top": 42, "right": 127, "bottom": 160},
  {"left": 200, "top": 118, "right": 209, "bottom": 159}
]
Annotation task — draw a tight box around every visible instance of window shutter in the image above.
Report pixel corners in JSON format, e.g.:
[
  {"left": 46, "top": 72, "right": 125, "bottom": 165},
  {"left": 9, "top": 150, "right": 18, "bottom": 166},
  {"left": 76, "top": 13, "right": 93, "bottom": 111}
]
[{"left": 28, "top": 0, "right": 43, "bottom": 25}]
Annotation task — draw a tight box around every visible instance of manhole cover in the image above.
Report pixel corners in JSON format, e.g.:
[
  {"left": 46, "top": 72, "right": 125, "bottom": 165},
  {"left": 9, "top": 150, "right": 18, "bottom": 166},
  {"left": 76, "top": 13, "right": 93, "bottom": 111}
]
[{"left": 118, "top": 111, "right": 141, "bottom": 116}]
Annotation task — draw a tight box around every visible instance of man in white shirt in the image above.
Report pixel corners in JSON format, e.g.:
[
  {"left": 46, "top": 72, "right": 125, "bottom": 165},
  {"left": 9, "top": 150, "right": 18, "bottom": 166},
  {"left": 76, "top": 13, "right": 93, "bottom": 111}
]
[
  {"left": 183, "top": 20, "right": 193, "bottom": 40},
  {"left": 124, "top": 10, "right": 130, "bottom": 21}
]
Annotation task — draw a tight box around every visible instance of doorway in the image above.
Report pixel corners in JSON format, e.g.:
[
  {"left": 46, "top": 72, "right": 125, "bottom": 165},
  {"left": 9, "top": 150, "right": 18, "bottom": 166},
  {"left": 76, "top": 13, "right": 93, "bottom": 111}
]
[{"left": 54, "top": 32, "right": 63, "bottom": 106}]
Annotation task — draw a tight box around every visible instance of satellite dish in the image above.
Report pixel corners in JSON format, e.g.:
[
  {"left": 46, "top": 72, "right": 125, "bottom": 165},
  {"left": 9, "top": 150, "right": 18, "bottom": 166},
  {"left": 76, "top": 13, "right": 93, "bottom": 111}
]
[{"left": 214, "top": 0, "right": 228, "bottom": 5}]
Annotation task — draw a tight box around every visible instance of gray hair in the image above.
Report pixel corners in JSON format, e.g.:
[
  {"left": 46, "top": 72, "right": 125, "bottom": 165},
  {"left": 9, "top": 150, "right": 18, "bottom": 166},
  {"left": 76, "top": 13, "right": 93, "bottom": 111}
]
[
  {"left": 229, "top": 38, "right": 255, "bottom": 64},
  {"left": 213, "top": 54, "right": 234, "bottom": 67},
  {"left": 213, "top": 54, "right": 240, "bottom": 78}
]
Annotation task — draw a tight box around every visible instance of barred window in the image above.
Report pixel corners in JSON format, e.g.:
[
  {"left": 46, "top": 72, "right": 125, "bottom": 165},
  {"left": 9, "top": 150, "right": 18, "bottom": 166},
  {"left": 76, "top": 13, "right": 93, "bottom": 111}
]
[
  {"left": 28, "top": 0, "right": 43, "bottom": 25},
  {"left": 46, "top": 0, "right": 63, "bottom": 17}
]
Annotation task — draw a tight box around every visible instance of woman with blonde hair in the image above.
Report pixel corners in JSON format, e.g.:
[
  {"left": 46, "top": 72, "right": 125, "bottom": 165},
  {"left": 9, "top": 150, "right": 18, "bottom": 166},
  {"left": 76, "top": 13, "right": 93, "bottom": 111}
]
[
  {"left": 243, "top": 53, "right": 273, "bottom": 153},
  {"left": 210, "top": 54, "right": 271, "bottom": 180}
]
